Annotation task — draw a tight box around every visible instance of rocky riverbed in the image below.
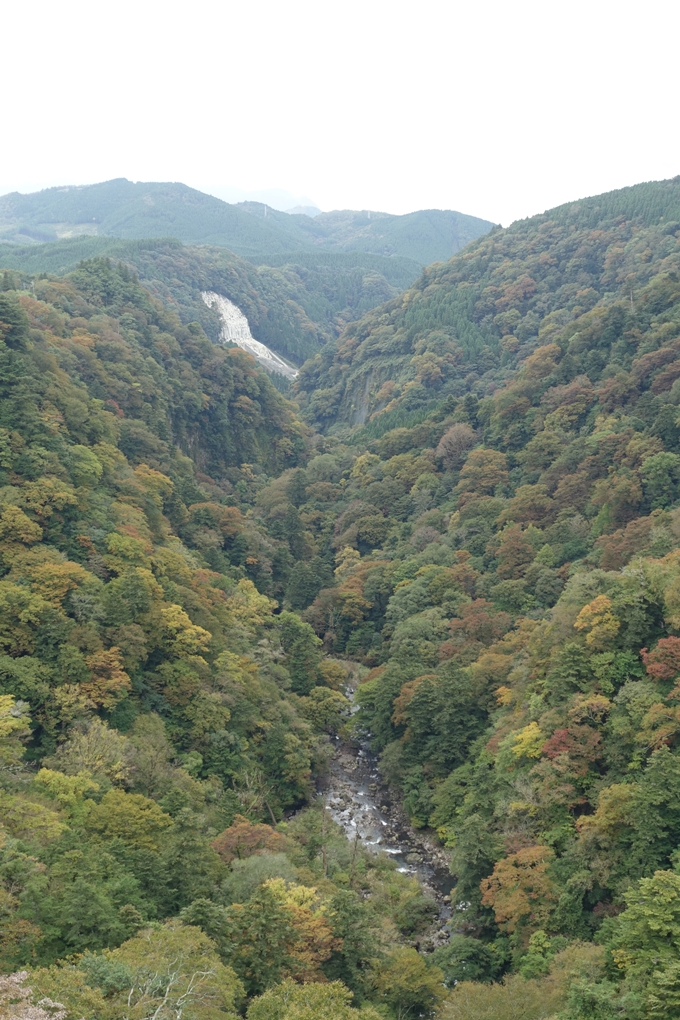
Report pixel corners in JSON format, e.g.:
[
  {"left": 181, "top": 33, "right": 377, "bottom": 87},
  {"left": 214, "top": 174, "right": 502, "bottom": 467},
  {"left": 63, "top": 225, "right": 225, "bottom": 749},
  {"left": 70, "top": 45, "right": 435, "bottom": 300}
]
[{"left": 322, "top": 732, "right": 454, "bottom": 952}]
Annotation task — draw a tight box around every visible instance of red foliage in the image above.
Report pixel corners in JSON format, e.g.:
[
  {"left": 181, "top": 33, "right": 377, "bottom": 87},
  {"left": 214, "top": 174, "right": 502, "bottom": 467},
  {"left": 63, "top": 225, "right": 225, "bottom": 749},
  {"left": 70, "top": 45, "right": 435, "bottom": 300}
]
[
  {"left": 448, "top": 599, "right": 511, "bottom": 645},
  {"left": 541, "top": 725, "right": 602, "bottom": 776},
  {"left": 641, "top": 637, "right": 680, "bottom": 682}
]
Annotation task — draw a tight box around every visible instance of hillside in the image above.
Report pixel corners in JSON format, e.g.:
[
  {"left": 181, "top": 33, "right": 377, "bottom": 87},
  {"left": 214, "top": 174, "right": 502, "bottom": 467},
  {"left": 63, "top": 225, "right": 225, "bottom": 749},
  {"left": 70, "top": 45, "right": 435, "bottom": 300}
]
[
  {"left": 0, "top": 237, "right": 420, "bottom": 365},
  {"left": 0, "top": 262, "right": 458, "bottom": 1020},
  {"left": 232, "top": 175, "right": 680, "bottom": 1016},
  {"left": 0, "top": 178, "right": 494, "bottom": 266},
  {"left": 296, "top": 176, "right": 680, "bottom": 431}
]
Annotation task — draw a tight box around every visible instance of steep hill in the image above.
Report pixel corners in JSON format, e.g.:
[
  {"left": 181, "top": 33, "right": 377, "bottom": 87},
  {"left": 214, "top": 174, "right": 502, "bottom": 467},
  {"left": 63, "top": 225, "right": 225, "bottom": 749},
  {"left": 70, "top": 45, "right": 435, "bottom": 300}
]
[
  {"left": 0, "top": 178, "right": 493, "bottom": 266},
  {"left": 232, "top": 175, "right": 680, "bottom": 1014},
  {"left": 0, "top": 260, "right": 462, "bottom": 1019},
  {"left": 295, "top": 176, "right": 680, "bottom": 432},
  {"left": 6, "top": 177, "right": 680, "bottom": 1019}
]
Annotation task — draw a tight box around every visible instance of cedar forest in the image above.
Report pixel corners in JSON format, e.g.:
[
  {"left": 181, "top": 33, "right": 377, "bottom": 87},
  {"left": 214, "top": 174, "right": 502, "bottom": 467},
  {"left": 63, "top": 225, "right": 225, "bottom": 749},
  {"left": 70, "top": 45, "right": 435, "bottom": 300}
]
[{"left": 1, "top": 177, "right": 680, "bottom": 1020}]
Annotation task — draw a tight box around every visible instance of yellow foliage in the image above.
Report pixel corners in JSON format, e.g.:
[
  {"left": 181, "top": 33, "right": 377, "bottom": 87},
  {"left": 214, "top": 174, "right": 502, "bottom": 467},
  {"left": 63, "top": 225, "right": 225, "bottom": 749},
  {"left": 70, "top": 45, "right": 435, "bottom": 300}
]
[
  {"left": 7, "top": 548, "right": 93, "bottom": 607},
  {"left": 85, "top": 789, "right": 173, "bottom": 850},
  {"left": 334, "top": 546, "right": 361, "bottom": 583},
  {"left": 263, "top": 879, "right": 340, "bottom": 980},
  {"left": 568, "top": 693, "right": 613, "bottom": 724},
  {"left": 577, "top": 783, "right": 636, "bottom": 841},
  {"left": 225, "top": 579, "right": 276, "bottom": 630},
  {"left": 264, "top": 878, "right": 320, "bottom": 911},
  {"left": 214, "top": 649, "right": 259, "bottom": 687},
  {"left": 34, "top": 768, "right": 99, "bottom": 818},
  {"left": 495, "top": 685, "right": 514, "bottom": 706},
  {"left": 574, "top": 595, "right": 620, "bottom": 647},
  {"left": 83, "top": 648, "right": 132, "bottom": 709},
  {"left": 480, "top": 845, "right": 557, "bottom": 935},
  {"left": 0, "top": 694, "right": 30, "bottom": 766},
  {"left": 160, "top": 603, "right": 212, "bottom": 655},
  {"left": 0, "top": 791, "right": 66, "bottom": 844},
  {"left": 0, "top": 504, "right": 42, "bottom": 552},
  {"left": 512, "top": 722, "right": 545, "bottom": 759},
  {"left": 20, "top": 478, "right": 78, "bottom": 520},
  {"left": 0, "top": 581, "right": 54, "bottom": 655}
]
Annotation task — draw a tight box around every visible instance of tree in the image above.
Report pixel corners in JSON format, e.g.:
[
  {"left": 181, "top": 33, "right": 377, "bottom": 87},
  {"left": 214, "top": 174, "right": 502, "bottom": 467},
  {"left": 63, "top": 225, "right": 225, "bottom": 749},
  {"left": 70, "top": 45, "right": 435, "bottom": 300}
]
[
  {"left": 85, "top": 789, "right": 174, "bottom": 851},
  {"left": 323, "top": 889, "right": 381, "bottom": 996},
  {"left": 0, "top": 694, "right": 30, "bottom": 767},
  {"left": 104, "top": 920, "right": 243, "bottom": 1019},
  {"left": 480, "top": 846, "right": 557, "bottom": 937},
  {"left": 641, "top": 452, "right": 680, "bottom": 509},
  {"left": 641, "top": 636, "right": 680, "bottom": 681},
  {"left": 216, "top": 885, "right": 300, "bottom": 995},
  {"left": 608, "top": 870, "right": 680, "bottom": 982},
  {"left": 298, "top": 687, "right": 349, "bottom": 733},
  {"left": 495, "top": 525, "right": 535, "bottom": 580},
  {"left": 211, "top": 815, "right": 287, "bottom": 864},
  {"left": 43, "top": 718, "right": 132, "bottom": 785},
  {"left": 247, "top": 979, "right": 383, "bottom": 1020},
  {"left": 456, "top": 449, "right": 508, "bottom": 506},
  {"left": 436, "top": 423, "right": 476, "bottom": 470},
  {"left": 278, "top": 612, "right": 322, "bottom": 695},
  {"left": 371, "top": 947, "right": 445, "bottom": 1020}
]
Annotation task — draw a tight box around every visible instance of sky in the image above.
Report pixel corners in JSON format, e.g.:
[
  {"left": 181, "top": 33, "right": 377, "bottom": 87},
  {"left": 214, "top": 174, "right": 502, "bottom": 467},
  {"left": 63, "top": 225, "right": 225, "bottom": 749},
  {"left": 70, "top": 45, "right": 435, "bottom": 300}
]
[{"left": 3, "top": 0, "right": 678, "bottom": 226}]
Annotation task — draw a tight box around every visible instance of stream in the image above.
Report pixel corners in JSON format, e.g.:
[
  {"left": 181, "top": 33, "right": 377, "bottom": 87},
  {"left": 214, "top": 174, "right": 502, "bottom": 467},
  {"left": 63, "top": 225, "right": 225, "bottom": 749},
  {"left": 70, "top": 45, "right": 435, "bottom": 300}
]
[{"left": 321, "top": 684, "right": 455, "bottom": 951}]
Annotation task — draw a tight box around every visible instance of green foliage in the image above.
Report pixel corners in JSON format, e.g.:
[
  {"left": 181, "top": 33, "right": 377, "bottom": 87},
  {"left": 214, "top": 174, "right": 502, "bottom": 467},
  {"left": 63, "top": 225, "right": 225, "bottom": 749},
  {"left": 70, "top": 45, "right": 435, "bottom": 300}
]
[
  {"left": 0, "top": 178, "right": 492, "bottom": 263},
  {"left": 247, "top": 979, "right": 383, "bottom": 1020}
]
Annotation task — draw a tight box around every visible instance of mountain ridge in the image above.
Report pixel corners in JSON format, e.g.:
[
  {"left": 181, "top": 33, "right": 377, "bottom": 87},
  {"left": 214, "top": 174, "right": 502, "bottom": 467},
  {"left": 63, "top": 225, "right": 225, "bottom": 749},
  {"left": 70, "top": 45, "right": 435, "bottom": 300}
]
[{"left": 0, "top": 178, "right": 494, "bottom": 267}]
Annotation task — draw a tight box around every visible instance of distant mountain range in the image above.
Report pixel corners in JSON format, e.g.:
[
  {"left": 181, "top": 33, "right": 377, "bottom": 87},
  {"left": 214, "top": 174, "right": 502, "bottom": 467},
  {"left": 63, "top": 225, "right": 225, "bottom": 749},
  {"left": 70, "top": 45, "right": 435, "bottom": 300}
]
[{"left": 0, "top": 178, "right": 494, "bottom": 266}]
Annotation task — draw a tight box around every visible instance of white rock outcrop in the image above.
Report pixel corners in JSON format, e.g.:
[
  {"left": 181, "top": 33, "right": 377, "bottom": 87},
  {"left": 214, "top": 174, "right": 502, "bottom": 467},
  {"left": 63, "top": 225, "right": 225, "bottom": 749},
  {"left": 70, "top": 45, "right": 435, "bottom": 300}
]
[{"left": 201, "top": 291, "right": 298, "bottom": 379}]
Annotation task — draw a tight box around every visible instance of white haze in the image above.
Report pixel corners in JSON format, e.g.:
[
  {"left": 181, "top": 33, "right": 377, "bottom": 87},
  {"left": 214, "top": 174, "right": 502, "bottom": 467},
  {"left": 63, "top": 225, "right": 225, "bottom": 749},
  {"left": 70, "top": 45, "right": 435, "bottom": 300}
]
[{"left": 2, "top": 0, "right": 678, "bottom": 226}]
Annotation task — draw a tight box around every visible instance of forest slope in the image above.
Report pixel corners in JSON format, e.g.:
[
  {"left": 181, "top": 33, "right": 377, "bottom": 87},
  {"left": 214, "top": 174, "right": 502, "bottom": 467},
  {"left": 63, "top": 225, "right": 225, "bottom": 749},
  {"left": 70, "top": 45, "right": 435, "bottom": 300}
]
[
  {"left": 0, "top": 239, "right": 420, "bottom": 366},
  {"left": 233, "top": 175, "right": 680, "bottom": 1017},
  {"left": 5, "top": 176, "right": 680, "bottom": 1020},
  {"left": 296, "top": 176, "right": 680, "bottom": 432},
  {"left": 0, "top": 261, "right": 462, "bottom": 1020}
]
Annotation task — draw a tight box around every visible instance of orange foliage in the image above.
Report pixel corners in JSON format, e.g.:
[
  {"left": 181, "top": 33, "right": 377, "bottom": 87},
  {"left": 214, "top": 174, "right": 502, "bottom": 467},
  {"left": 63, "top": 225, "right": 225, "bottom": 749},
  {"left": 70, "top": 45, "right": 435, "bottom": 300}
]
[
  {"left": 596, "top": 516, "right": 655, "bottom": 570},
  {"left": 480, "top": 845, "right": 557, "bottom": 935},
  {"left": 82, "top": 648, "right": 132, "bottom": 709},
  {"left": 211, "top": 815, "right": 287, "bottom": 864},
  {"left": 495, "top": 525, "right": 535, "bottom": 580},
  {"left": 392, "top": 675, "right": 438, "bottom": 727}
]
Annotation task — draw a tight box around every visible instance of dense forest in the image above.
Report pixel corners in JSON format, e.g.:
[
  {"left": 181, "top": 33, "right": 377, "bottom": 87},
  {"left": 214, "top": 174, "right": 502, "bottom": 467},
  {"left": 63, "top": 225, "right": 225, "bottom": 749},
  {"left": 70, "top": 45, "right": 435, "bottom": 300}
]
[
  {"left": 0, "top": 239, "right": 420, "bottom": 367},
  {"left": 2, "top": 176, "right": 680, "bottom": 1020}
]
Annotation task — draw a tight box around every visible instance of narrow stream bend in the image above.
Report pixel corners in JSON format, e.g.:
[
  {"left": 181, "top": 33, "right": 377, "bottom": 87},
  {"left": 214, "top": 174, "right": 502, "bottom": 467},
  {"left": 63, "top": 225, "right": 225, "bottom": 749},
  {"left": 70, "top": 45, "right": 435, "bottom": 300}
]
[{"left": 322, "top": 685, "right": 454, "bottom": 950}]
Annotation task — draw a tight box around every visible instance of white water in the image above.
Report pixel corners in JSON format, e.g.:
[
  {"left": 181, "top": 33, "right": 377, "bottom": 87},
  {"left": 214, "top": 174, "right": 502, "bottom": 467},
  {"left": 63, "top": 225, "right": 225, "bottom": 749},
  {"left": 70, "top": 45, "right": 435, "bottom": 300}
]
[{"left": 201, "top": 291, "right": 298, "bottom": 379}]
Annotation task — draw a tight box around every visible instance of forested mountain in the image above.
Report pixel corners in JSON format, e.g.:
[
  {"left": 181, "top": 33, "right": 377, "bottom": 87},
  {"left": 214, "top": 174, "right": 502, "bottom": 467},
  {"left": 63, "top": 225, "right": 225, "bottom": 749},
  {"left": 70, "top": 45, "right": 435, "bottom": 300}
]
[
  {"left": 0, "top": 239, "right": 419, "bottom": 366},
  {"left": 296, "top": 177, "right": 680, "bottom": 431},
  {"left": 0, "top": 178, "right": 493, "bottom": 265},
  {"left": 3, "top": 176, "right": 680, "bottom": 1020},
  {"left": 0, "top": 260, "right": 448, "bottom": 1020}
]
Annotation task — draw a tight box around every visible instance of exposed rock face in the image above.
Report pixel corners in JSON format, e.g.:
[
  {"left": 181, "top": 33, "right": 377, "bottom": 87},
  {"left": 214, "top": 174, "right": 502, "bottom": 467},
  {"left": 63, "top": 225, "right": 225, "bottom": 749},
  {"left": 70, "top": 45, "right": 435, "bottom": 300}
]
[{"left": 201, "top": 291, "right": 298, "bottom": 379}]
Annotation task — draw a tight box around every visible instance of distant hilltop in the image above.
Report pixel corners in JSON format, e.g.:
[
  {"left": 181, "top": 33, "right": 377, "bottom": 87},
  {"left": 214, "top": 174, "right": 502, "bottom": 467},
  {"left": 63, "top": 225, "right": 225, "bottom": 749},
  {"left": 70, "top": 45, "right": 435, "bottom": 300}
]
[{"left": 0, "top": 178, "right": 494, "bottom": 266}]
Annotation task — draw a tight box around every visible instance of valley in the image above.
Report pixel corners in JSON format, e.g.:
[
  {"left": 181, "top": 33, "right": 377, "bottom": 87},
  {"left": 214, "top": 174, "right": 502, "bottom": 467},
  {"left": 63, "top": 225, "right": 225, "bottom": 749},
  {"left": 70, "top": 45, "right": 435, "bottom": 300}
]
[{"left": 1, "top": 174, "right": 680, "bottom": 1020}]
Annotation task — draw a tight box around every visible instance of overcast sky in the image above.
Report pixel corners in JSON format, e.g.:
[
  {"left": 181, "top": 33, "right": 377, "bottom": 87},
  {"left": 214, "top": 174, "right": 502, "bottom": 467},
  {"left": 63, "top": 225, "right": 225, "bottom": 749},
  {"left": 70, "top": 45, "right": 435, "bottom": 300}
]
[{"left": 3, "top": 0, "right": 678, "bottom": 226}]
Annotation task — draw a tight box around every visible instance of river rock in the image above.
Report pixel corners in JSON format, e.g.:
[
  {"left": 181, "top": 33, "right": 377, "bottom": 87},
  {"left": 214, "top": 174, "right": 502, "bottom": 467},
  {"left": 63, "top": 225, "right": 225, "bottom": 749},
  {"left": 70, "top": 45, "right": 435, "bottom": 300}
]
[{"left": 406, "top": 852, "right": 423, "bottom": 864}]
